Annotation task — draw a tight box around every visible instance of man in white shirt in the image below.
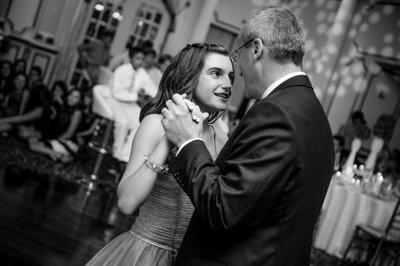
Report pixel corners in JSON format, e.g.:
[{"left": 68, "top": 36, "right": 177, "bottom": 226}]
[{"left": 109, "top": 46, "right": 157, "bottom": 162}]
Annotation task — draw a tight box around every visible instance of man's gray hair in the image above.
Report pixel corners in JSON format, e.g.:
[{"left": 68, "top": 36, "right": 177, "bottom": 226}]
[{"left": 241, "top": 6, "right": 305, "bottom": 67}]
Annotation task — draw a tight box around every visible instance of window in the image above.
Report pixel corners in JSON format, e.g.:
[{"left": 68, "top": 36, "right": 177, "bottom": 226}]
[
  {"left": 70, "top": 1, "right": 123, "bottom": 87},
  {"left": 126, "top": 3, "right": 163, "bottom": 49}
]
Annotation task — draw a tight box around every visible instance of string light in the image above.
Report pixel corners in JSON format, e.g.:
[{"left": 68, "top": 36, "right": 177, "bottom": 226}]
[
  {"left": 112, "top": 11, "right": 123, "bottom": 21},
  {"left": 95, "top": 3, "right": 105, "bottom": 11}
]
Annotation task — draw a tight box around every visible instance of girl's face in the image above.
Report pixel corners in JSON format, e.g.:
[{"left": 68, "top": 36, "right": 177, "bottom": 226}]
[
  {"left": 29, "top": 70, "right": 41, "bottom": 85},
  {"left": 159, "top": 59, "right": 171, "bottom": 73},
  {"left": 15, "top": 61, "right": 26, "bottom": 73},
  {"left": 131, "top": 52, "right": 145, "bottom": 70},
  {"left": 13, "top": 74, "right": 27, "bottom": 90},
  {"left": 53, "top": 85, "right": 65, "bottom": 100},
  {"left": 67, "top": 90, "right": 82, "bottom": 107},
  {"left": 194, "top": 53, "right": 233, "bottom": 114},
  {"left": 143, "top": 53, "right": 156, "bottom": 69},
  {"left": 1, "top": 63, "right": 12, "bottom": 77}
]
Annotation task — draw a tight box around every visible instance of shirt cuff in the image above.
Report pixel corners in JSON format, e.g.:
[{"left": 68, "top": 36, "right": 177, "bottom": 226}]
[{"left": 176, "top": 138, "right": 203, "bottom": 156}]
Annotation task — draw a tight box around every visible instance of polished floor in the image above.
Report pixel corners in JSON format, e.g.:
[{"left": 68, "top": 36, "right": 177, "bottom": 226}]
[
  {"left": 0, "top": 135, "right": 345, "bottom": 266},
  {"left": 0, "top": 136, "right": 135, "bottom": 266}
]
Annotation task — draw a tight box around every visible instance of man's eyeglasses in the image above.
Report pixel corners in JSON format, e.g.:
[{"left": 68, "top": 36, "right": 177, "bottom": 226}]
[{"left": 230, "top": 38, "right": 256, "bottom": 63}]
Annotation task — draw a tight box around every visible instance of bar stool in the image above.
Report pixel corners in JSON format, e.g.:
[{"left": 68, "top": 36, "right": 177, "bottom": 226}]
[{"left": 77, "top": 67, "right": 116, "bottom": 207}]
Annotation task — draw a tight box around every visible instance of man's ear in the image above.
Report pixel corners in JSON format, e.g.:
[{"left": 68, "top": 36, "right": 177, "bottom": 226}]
[{"left": 252, "top": 38, "right": 264, "bottom": 61}]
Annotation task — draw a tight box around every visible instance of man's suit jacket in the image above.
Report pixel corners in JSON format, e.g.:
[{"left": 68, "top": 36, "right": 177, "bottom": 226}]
[{"left": 171, "top": 75, "right": 334, "bottom": 266}]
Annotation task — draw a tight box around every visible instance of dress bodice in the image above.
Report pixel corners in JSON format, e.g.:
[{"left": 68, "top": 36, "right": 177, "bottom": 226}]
[
  {"left": 130, "top": 171, "right": 194, "bottom": 251},
  {"left": 130, "top": 124, "right": 221, "bottom": 252}
]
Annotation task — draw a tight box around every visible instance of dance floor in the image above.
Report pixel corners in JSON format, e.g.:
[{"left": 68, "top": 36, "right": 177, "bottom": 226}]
[{"left": 0, "top": 135, "right": 346, "bottom": 266}]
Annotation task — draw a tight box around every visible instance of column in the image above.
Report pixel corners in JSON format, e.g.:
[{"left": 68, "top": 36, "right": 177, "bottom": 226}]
[
  {"left": 321, "top": 0, "right": 359, "bottom": 111},
  {"left": 188, "top": 0, "right": 218, "bottom": 43}
]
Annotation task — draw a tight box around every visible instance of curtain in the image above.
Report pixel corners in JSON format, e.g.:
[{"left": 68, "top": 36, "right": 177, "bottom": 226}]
[{"left": 51, "top": 0, "right": 92, "bottom": 83}]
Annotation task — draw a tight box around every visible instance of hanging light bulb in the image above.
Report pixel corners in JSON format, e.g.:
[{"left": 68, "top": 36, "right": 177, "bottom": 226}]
[
  {"left": 95, "top": 3, "right": 105, "bottom": 11},
  {"left": 112, "top": 11, "right": 123, "bottom": 21}
]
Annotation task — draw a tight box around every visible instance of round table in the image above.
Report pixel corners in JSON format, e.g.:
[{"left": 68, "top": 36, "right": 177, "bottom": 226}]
[{"left": 313, "top": 176, "right": 397, "bottom": 258}]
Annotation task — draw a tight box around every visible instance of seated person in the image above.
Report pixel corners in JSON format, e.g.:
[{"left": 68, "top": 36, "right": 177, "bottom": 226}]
[
  {"left": 0, "top": 60, "right": 13, "bottom": 100},
  {"left": 13, "top": 58, "right": 27, "bottom": 74},
  {"left": 157, "top": 54, "right": 172, "bottom": 73},
  {"left": 28, "top": 65, "right": 43, "bottom": 89},
  {"left": 338, "top": 110, "right": 369, "bottom": 152},
  {"left": 28, "top": 88, "right": 84, "bottom": 162},
  {"left": 74, "top": 88, "right": 99, "bottom": 146},
  {"left": 0, "top": 71, "right": 29, "bottom": 117},
  {"left": 146, "top": 53, "right": 172, "bottom": 88},
  {"left": 0, "top": 83, "right": 51, "bottom": 137},
  {"left": 0, "top": 18, "right": 13, "bottom": 56},
  {"left": 333, "top": 135, "right": 346, "bottom": 172},
  {"left": 49, "top": 80, "right": 68, "bottom": 111},
  {"left": 108, "top": 46, "right": 157, "bottom": 162},
  {"left": 143, "top": 48, "right": 157, "bottom": 71},
  {"left": 19, "top": 80, "right": 69, "bottom": 141}
]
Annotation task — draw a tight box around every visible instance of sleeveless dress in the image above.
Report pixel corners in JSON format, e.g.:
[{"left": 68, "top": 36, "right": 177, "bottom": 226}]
[
  {"left": 85, "top": 167, "right": 194, "bottom": 265},
  {"left": 86, "top": 125, "right": 219, "bottom": 266}
]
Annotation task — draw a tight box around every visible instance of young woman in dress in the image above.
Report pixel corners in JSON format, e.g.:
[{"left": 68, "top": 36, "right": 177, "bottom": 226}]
[
  {"left": 0, "top": 71, "right": 29, "bottom": 117},
  {"left": 0, "top": 60, "right": 13, "bottom": 102},
  {"left": 86, "top": 43, "right": 234, "bottom": 266},
  {"left": 28, "top": 88, "right": 84, "bottom": 162}
]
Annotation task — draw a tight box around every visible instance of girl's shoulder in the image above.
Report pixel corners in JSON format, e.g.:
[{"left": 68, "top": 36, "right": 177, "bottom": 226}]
[
  {"left": 137, "top": 113, "right": 164, "bottom": 137},
  {"left": 141, "top": 113, "right": 162, "bottom": 124},
  {"left": 132, "top": 113, "right": 165, "bottom": 153}
]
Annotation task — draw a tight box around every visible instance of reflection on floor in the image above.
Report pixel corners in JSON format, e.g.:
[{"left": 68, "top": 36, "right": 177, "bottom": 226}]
[
  {"left": 0, "top": 135, "right": 344, "bottom": 266},
  {"left": 0, "top": 135, "right": 134, "bottom": 266}
]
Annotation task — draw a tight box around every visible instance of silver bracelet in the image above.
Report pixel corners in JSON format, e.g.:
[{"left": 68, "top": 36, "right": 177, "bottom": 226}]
[{"left": 143, "top": 155, "right": 169, "bottom": 174}]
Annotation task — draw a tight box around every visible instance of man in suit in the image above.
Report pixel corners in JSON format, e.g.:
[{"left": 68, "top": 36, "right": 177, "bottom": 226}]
[{"left": 161, "top": 6, "right": 334, "bottom": 266}]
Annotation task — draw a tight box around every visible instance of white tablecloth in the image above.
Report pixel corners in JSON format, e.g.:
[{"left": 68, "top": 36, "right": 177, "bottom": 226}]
[{"left": 313, "top": 177, "right": 397, "bottom": 258}]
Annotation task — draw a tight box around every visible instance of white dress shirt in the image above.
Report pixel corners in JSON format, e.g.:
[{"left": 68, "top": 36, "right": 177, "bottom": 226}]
[{"left": 113, "top": 64, "right": 158, "bottom": 102}]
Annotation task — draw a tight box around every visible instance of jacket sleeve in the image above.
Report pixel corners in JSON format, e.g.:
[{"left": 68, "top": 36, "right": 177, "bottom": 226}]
[{"left": 170, "top": 100, "right": 297, "bottom": 231}]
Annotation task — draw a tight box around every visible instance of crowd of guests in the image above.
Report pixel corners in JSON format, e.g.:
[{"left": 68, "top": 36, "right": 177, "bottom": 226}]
[
  {"left": 2, "top": 49, "right": 398, "bottom": 177},
  {"left": 0, "top": 58, "right": 89, "bottom": 163},
  {"left": 0, "top": 39, "right": 173, "bottom": 166},
  {"left": 78, "top": 36, "right": 173, "bottom": 163},
  {"left": 333, "top": 110, "right": 399, "bottom": 178}
]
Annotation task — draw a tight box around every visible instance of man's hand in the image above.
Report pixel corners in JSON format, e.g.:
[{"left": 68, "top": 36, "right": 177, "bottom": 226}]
[{"left": 161, "top": 94, "right": 208, "bottom": 147}]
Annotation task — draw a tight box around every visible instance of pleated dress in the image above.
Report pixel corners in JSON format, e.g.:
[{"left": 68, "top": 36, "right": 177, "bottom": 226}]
[{"left": 86, "top": 170, "right": 194, "bottom": 266}]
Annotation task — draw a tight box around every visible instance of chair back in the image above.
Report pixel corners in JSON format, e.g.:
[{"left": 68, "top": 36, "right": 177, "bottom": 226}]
[
  {"left": 384, "top": 197, "right": 400, "bottom": 241},
  {"left": 91, "top": 66, "right": 114, "bottom": 120},
  {"left": 92, "top": 84, "right": 114, "bottom": 120}
]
